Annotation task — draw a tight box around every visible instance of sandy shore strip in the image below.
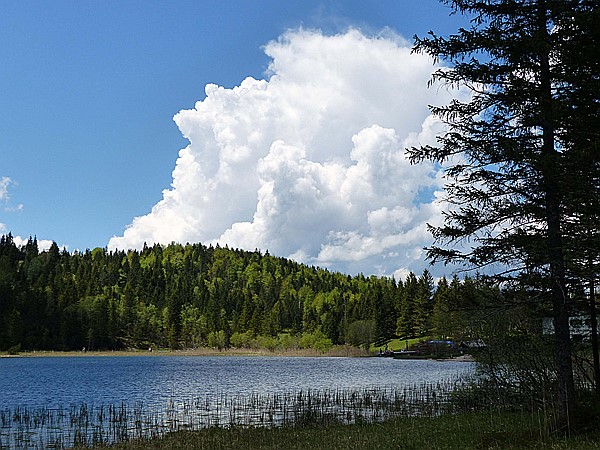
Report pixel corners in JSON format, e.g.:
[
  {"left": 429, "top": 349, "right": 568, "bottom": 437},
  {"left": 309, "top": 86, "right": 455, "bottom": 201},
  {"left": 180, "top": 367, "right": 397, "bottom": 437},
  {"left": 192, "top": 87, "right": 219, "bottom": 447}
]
[
  {"left": 1, "top": 347, "right": 476, "bottom": 360},
  {"left": 0, "top": 346, "right": 372, "bottom": 358}
]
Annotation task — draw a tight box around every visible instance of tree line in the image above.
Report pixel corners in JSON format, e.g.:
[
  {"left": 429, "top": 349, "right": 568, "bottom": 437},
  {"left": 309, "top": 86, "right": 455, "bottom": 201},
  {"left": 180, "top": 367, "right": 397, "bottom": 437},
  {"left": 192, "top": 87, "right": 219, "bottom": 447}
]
[{"left": 0, "top": 233, "right": 494, "bottom": 352}]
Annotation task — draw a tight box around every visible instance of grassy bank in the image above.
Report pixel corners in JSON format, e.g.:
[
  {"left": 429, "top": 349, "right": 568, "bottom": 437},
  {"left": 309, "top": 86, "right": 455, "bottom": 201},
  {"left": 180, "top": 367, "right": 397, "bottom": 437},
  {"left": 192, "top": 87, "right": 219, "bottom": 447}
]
[
  {"left": 100, "top": 411, "right": 600, "bottom": 450},
  {"left": 371, "top": 337, "right": 425, "bottom": 353}
]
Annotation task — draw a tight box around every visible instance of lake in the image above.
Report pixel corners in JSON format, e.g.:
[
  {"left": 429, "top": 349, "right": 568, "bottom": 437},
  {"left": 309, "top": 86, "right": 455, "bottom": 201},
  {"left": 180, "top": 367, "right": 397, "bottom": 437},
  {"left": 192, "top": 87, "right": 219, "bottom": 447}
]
[
  {"left": 0, "top": 355, "right": 472, "bottom": 409},
  {"left": 0, "top": 356, "right": 474, "bottom": 448}
]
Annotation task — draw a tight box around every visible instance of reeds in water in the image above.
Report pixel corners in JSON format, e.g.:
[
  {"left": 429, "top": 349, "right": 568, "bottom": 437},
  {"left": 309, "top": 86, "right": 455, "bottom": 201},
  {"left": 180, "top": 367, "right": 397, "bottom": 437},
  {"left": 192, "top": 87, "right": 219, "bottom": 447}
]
[{"left": 0, "top": 376, "right": 527, "bottom": 449}]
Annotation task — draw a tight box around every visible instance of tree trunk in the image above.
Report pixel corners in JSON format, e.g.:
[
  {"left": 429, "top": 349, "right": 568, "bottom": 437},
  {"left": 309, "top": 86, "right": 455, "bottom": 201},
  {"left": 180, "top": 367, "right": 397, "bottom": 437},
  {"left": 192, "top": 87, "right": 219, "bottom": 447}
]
[
  {"left": 590, "top": 274, "right": 600, "bottom": 396},
  {"left": 538, "top": 0, "right": 576, "bottom": 427}
]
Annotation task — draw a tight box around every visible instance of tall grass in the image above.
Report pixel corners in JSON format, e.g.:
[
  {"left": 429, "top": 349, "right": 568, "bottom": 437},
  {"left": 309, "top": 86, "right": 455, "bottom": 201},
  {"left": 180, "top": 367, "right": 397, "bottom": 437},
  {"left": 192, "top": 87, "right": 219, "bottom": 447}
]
[
  {"left": 0, "top": 377, "right": 560, "bottom": 449},
  {"left": 0, "top": 376, "right": 542, "bottom": 449},
  {"left": 107, "top": 411, "right": 600, "bottom": 450}
]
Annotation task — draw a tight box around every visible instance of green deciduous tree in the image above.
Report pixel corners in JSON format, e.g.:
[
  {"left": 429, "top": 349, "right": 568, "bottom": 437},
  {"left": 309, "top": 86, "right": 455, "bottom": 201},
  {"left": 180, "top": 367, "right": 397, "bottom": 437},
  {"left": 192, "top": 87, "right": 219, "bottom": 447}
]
[{"left": 346, "top": 319, "right": 377, "bottom": 350}]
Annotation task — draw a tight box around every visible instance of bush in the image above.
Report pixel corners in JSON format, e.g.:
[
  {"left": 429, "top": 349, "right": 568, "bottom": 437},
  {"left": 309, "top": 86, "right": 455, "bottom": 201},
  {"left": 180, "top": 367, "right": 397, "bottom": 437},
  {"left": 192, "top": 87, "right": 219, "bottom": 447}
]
[
  {"left": 7, "top": 343, "right": 21, "bottom": 355},
  {"left": 277, "top": 333, "right": 299, "bottom": 351},
  {"left": 207, "top": 330, "right": 226, "bottom": 350},
  {"left": 255, "top": 335, "right": 277, "bottom": 352},
  {"left": 299, "top": 330, "right": 333, "bottom": 353},
  {"left": 230, "top": 331, "right": 255, "bottom": 349}
]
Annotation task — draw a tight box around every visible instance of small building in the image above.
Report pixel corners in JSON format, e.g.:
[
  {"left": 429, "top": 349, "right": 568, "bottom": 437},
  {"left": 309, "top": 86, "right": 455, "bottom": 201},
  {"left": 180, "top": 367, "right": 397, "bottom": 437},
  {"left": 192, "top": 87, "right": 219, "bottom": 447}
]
[{"left": 542, "top": 315, "right": 599, "bottom": 340}]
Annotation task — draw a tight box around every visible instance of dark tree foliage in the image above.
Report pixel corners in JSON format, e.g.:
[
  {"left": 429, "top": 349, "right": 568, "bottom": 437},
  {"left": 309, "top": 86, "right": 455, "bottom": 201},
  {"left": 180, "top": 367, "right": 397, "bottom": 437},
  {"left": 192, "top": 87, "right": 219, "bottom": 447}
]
[
  {"left": 0, "top": 235, "right": 487, "bottom": 353},
  {"left": 408, "top": 0, "right": 599, "bottom": 422}
]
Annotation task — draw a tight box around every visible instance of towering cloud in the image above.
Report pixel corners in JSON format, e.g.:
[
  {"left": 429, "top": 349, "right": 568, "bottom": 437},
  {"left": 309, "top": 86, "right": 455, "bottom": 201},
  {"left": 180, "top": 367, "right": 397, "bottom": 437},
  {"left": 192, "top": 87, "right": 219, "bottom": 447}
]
[{"left": 108, "top": 29, "right": 463, "bottom": 278}]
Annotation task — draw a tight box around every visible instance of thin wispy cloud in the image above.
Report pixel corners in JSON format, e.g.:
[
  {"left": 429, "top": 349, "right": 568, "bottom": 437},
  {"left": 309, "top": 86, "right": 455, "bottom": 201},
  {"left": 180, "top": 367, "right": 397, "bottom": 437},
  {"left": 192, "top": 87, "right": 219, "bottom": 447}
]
[
  {"left": 109, "top": 28, "right": 466, "bottom": 278},
  {"left": 0, "top": 177, "right": 24, "bottom": 212},
  {"left": 0, "top": 177, "right": 12, "bottom": 202}
]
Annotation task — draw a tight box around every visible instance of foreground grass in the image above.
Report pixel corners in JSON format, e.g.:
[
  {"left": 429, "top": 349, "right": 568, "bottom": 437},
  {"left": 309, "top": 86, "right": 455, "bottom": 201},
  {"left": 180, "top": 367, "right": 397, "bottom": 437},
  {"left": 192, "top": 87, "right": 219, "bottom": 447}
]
[{"left": 101, "top": 411, "right": 600, "bottom": 450}]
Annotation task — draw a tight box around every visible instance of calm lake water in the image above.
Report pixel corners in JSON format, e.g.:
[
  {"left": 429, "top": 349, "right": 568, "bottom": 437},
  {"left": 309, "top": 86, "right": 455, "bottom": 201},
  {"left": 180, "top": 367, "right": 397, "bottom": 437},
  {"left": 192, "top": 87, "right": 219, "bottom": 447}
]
[
  {"left": 0, "top": 355, "right": 472, "bottom": 409},
  {"left": 0, "top": 356, "right": 475, "bottom": 448}
]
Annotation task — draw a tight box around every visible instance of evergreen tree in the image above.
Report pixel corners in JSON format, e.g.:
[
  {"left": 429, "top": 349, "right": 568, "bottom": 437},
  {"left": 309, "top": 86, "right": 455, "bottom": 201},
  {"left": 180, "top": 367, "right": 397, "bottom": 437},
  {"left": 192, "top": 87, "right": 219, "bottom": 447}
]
[
  {"left": 414, "top": 270, "right": 434, "bottom": 336},
  {"left": 432, "top": 277, "right": 452, "bottom": 339},
  {"left": 374, "top": 279, "right": 397, "bottom": 342},
  {"left": 396, "top": 272, "right": 418, "bottom": 339},
  {"left": 409, "top": 0, "right": 599, "bottom": 420}
]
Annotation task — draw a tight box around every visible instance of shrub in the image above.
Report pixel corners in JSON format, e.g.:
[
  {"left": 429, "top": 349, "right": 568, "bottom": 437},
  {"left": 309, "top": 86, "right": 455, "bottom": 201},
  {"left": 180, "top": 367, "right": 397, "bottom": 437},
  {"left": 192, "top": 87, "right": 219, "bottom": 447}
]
[{"left": 299, "top": 330, "right": 333, "bottom": 353}]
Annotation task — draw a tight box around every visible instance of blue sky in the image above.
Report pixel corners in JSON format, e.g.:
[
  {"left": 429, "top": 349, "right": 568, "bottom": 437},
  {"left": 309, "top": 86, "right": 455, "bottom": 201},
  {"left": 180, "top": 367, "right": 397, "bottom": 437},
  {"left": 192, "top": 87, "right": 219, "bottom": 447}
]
[{"left": 1, "top": 1, "right": 469, "bottom": 277}]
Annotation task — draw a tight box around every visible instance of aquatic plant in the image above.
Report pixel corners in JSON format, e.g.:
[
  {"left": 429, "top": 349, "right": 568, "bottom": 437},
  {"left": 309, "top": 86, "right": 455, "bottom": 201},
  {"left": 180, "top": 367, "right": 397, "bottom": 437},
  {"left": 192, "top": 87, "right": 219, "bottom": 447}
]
[{"left": 0, "top": 377, "right": 535, "bottom": 449}]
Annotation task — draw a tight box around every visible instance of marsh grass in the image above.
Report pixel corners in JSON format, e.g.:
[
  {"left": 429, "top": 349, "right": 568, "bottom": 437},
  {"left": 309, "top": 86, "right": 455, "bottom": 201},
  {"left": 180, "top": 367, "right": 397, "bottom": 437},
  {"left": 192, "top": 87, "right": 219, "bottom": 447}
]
[
  {"left": 104, "top": 410, "right": 600, "bottom": 450},
  {"left": 0, "top": 378, "right": 478, "bottom": 449},
  {"left": 0, "top": 377, "right": 579, "bottom": 449}
]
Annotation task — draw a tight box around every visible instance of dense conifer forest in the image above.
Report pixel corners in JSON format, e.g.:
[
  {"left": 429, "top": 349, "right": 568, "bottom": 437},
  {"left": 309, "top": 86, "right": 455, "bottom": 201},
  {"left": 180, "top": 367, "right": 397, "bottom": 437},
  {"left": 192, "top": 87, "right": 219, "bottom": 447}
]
[{"left": 0, "top": 233, "right": 489, "bottom": 352}]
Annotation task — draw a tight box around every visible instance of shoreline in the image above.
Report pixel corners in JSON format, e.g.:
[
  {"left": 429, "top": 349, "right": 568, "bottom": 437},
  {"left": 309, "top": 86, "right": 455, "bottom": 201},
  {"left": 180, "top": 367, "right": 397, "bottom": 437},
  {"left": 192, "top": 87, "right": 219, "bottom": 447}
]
[
  {"left": 1, "top": 347, "right": 476, "bottom": 361},
  {"left": 0, "top": 346, "right": 372, "bottom": 359}
]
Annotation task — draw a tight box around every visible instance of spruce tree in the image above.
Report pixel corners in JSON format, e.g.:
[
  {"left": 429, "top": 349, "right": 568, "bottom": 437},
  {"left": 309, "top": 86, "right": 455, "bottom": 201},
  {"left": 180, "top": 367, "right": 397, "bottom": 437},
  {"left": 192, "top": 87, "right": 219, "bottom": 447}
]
[{"left": 409, "top": 0, "right": 599, "bottom": 422}]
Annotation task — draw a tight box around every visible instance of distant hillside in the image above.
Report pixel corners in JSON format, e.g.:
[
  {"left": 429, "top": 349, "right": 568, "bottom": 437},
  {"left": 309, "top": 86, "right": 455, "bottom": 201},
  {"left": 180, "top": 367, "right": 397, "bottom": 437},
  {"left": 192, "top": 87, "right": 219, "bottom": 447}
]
[{"left": 0, "top": 233, "right": 483, "bottom": 351}]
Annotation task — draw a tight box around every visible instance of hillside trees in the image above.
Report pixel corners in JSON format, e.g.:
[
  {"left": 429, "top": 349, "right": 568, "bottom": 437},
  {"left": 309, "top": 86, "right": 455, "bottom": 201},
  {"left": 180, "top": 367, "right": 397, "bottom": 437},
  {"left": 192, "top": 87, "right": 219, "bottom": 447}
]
[
  {"left": 0, "top": 235, "right": 492, "bottom": 352},
  {"left": 409, "top": 0, "right": 599, "bottom": 422}
]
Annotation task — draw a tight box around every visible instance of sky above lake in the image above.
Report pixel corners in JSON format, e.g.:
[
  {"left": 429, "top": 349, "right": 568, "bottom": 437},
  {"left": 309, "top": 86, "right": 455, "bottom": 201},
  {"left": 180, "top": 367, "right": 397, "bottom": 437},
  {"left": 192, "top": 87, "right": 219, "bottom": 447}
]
[{"left": 1, "top": 1, "right": 471, "bottom": 279}]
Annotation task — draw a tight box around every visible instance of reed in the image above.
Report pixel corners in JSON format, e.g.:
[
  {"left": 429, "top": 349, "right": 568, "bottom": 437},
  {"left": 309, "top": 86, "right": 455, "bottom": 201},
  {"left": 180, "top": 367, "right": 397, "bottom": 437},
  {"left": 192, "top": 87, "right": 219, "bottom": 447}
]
[
  {"left": 0, "top": 376, "right": 539, "bottom": 449},
  {"left": 106, "top": 410, "right": 600, "bottom": 450}
]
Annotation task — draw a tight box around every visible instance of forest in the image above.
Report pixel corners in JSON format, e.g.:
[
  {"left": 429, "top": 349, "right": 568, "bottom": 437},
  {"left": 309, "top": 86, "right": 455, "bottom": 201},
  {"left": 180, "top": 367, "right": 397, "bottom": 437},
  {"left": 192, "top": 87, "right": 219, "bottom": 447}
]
[{"left": 0, "top": 233, "right": 494, "bottom": 352}]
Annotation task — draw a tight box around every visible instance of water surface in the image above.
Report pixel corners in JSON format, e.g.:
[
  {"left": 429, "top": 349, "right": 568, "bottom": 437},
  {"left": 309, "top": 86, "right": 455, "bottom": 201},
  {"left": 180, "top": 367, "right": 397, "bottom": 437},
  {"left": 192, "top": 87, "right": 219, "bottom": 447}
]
[{"left": 0, "top": 355, "right": 472, "bottom": 409}]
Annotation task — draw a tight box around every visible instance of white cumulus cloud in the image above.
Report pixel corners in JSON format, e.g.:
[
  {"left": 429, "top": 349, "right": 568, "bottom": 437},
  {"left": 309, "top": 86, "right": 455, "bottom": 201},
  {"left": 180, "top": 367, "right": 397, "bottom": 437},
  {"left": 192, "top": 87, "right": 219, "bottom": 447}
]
[
  {"left": 109, "top": 28, "right": 464, "bottom": 278},
  {"left": 0, "top": 222, "right": 55, "bottom": 253},
  {"left": 11, "top": 235, "right": 55, "bottom": 252}
]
